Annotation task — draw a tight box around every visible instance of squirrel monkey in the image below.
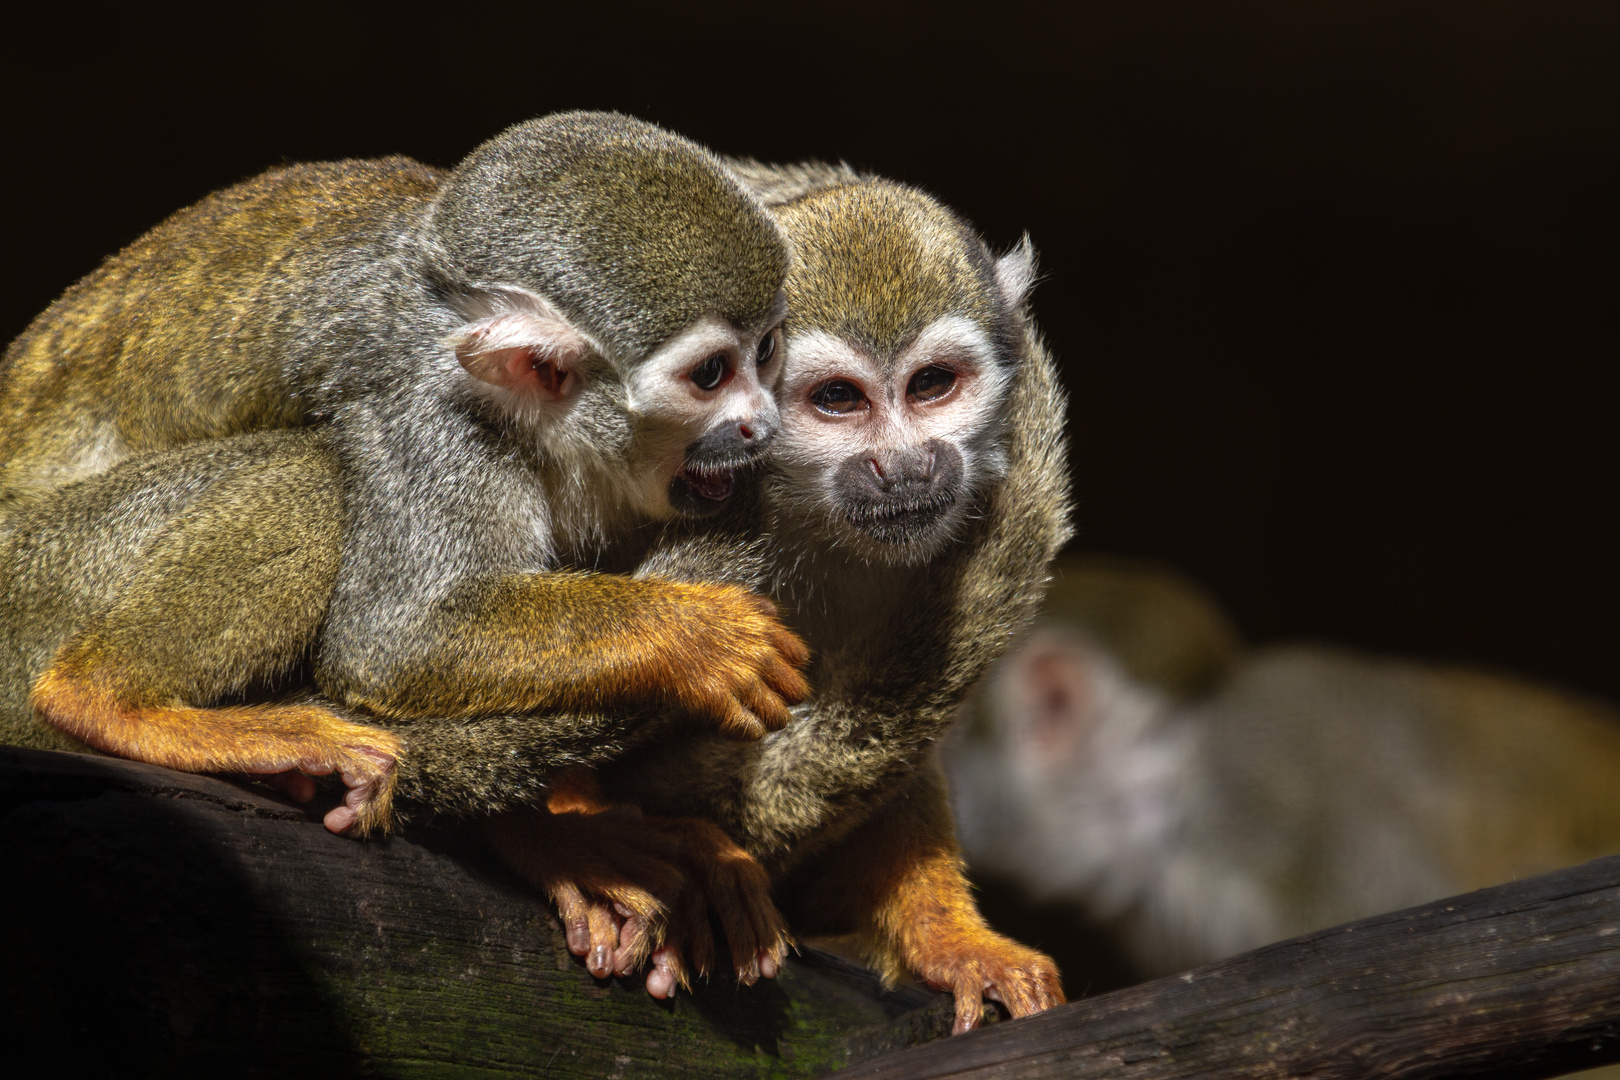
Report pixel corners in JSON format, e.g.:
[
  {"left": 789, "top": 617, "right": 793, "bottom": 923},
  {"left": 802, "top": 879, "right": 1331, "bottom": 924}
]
[
  {"left": 532, "top": 173, "right": 1074, "bottom": 1031},
  {"left": 944, "top": 555, "right": 1620, "bottom": 979},
  {"left": 0, "top": 112, "right": 810, "bottom": 822},
  {"left": 0, "top": 427, "right": 795, "bottom": 976},
  {"left": 1, "top": 161, "right": 1073, "bottom": 1025}
]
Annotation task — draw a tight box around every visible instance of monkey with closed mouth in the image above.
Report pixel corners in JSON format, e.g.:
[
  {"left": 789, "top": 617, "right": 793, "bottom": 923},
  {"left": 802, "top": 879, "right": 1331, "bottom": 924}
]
[{"left": 515, "top": 171, "right": 1074, "bottom": 1029}]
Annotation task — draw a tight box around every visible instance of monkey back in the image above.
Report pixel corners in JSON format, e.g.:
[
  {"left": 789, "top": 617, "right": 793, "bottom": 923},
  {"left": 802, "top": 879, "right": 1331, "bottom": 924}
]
[
  {"left": 430, "top": 112, "right": 788, "bottom": 362},
  {"left": 0, "top": 112, "right": 789, "bottom": 518},
  {"left": 0, "top": 156, "right": 445, "bottom": 514}
]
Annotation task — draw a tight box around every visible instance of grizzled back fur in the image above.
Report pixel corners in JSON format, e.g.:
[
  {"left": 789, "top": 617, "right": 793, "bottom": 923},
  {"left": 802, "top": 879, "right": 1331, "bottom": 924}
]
[{"left": 431, "top": 113, "right": 787, "bottom": 362}]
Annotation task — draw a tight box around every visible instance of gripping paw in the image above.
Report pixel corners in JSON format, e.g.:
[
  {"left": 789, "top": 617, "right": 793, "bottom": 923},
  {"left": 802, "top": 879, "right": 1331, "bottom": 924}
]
[
  {"left": 917, "top": 933, "right": 1065, "bottom": 1034},
  {"left": 484, "top": 801, "right": 789, "bottom": 996},
  {"left": 641, "top": 815, "right": 791, "bottom": 986},
  {"left": 246, "top": 741, "right": 400, "bottom": 838},
  {"left": 656, "top": 583, "right": 811, "bottom": 740}
]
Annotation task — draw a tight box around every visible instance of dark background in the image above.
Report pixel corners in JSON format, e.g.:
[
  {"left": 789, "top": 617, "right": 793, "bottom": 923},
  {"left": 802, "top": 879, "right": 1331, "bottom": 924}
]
[{"left": 6, "top": 2, "right": 1617, "bottom": 699}]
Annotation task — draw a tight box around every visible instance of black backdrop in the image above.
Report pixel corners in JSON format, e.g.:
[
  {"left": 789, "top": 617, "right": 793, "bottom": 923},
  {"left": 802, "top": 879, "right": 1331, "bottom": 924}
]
[{"left": 6, "top": 2, "right": 1617, "bottom": 699}]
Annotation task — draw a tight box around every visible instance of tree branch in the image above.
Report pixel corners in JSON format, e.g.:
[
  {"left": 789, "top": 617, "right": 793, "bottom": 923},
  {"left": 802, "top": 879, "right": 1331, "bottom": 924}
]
[{"left": 843, "top": 854, "right": 1620, "bottom": 1079}]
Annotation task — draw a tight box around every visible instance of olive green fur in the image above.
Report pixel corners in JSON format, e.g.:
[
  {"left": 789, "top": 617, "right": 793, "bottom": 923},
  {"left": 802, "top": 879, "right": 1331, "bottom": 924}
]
[
  {"left": 0, "top": 432, "right": 344, "bottom": 749},
  {"left": 436, "top": 114, "right": 785, "bottom": 359},
  {"left": 0, "top": 159, "right": 443, "bottom": 514},
  {"left": 0, "top": 430, "right": 661, "bottom": 821},
  {"left": 0, "top": 111, "right": 792, "bottom": 729}
]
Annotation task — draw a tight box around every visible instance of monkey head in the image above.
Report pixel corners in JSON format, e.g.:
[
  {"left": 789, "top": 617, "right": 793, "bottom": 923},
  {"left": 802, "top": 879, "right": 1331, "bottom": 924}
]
[
  {"left": 769, "top": 182, "right": 1037, "bottom": 564},
  {"left": 428, "top": 111, "right": 790, "bottom": 521}
]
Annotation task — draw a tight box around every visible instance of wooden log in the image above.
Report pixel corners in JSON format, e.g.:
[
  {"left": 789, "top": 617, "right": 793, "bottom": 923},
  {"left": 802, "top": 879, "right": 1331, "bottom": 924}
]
[
  {"left": 0, "top": 746, "right": 955, "bottom": 1077},
  {"left": 11, "top": 743, "right": 1618, "bottom": 1080},
  {"left": 843, "top": 855, "right": 1620, "bottom": 1080}
]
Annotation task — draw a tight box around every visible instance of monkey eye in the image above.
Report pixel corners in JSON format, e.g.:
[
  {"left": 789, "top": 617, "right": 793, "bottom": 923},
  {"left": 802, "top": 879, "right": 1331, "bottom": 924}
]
[
  {"left": 809, "top": 379, "right": 867, "bottom": 415},
  {"left": 690, "top": 353, "right": 729, "bottom": 391},
  {"left": 756, "top": 329, "right": 778, "bottom": 368},
  {"left": 908, "top": 365, "right": 958, "bottom": 402}
]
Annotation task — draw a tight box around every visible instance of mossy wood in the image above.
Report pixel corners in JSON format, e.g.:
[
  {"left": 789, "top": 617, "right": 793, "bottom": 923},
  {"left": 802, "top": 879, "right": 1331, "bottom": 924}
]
[
  {"left": 8, "top": 746, "right": 1619, "bottom": 1079},
  {"left": 0, "top": 747, "right": 954, "bottom": 1077}
]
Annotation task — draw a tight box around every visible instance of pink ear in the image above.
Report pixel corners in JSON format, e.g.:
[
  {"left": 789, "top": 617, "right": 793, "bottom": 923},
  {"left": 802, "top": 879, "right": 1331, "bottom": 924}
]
[
  {"left": 1007, "top": 631, "right": 1098, "bottom": 758},
  {"left": 453, "top": 311, "right": 589, "bottom": 402}
]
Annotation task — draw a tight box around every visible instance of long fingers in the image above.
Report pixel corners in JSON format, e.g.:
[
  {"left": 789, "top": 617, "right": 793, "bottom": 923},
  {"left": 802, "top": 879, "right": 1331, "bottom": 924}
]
[
  {"left": 764, "top": 630, "right": 811, "bottom": 695},
  {"left": 952, "top": 971, "right": 988, "bottom": 1035}
]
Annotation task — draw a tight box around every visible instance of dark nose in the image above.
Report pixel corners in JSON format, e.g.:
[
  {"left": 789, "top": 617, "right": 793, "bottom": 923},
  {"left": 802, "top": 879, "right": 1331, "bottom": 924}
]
[
  {"left": 687, "top": 418, "right": 776, "bottom": 464},
  {"left": 844, "top": 439, "right": 963, "bottom": 497},
  {"left": 867, "top": 441, "right": 943, "bottom": 492}
]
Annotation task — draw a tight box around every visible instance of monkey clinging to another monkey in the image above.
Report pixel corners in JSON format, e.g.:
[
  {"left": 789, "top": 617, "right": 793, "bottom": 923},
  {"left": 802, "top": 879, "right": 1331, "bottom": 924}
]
[
  {"left": 0, "top": 112, "right": 811, "bottom": 832},
  {"left": 0, "top": 127, "right": 1072, "bottom": 1033}
]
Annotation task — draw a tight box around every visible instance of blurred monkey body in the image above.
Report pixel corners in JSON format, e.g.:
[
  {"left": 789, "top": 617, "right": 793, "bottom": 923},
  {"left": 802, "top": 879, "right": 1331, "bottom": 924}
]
[
  {"left": 946, "top": 558, "right": 1620, "bottom": 978},
  {"left": 0, "top": 113, "right": 810, "bottom": 826}
]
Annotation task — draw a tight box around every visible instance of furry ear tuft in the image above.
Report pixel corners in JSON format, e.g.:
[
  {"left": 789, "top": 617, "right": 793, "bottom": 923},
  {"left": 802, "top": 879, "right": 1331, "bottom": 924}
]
[
  {"left": 994, "top": 234, "right": 1039, "bottom": 311},
  {"left": 452, "top": 310, "right": 589, "bottom": 401}
]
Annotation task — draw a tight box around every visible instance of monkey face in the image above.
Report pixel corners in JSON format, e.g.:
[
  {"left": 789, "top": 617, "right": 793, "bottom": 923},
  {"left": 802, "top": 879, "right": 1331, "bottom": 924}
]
[
  {"left": 449, "top": 287, "right": 788, "bottom": 522},
  {"left": 773, "top": 315, "right": 1016, "bottom": 564},
  {"left": 623, "top": 297, "right": 788, "bottom": 519}
]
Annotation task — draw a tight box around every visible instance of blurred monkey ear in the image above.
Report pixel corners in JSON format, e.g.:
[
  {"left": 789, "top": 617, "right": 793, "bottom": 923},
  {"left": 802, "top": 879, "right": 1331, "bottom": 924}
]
[
  {"left": 994, "top": 234, "right": 1039, "bottom": 311},
  {"left": 1003, "top": 627, "right": 1102, "bottom": 758},
  {"left": 452, "top": 308, "right": 590, "bottom": 402}
]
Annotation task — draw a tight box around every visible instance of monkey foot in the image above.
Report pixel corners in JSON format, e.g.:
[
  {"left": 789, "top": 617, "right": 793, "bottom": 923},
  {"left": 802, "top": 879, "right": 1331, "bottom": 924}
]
[
  {"left": 483, "top": 803, "right": 790, "bottom": 995},
  {"left": 643, "top": 814, "right": 791, "bottom": 985},
  {"left": 244, "top": 745, "right": 399, "bottom": 838},
  {"left": 911, "top": 932, "right": 1066, "bottom": 1034}
]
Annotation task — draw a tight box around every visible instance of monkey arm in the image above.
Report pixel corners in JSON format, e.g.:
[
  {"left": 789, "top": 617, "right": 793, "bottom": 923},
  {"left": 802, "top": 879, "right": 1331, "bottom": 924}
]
[
  {"left": 782, "top": 761, "right": 1064, "bottom": 1034},
  {"left": 317, "top": 570, "right": 807, "bottom": 741},
  {"left": 304, "top": 401, "right": 807, "bottom": 742}
]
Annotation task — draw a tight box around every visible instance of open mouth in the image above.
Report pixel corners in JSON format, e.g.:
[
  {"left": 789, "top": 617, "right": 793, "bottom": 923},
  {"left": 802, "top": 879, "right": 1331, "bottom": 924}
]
[{"left": 681, "top": 464, "right": 735, "bottom": 502}]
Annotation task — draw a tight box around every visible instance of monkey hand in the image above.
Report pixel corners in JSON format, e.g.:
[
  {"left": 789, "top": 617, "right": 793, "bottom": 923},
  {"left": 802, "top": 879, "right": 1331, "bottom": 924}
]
[
  {"left": 908, "top": 926, "right": 1066, "bottom": 1035},
  {"left": 483, "top": 803, "right": 790, "bottom": 996},
  {"left": 644, "top": 582, "right": 811, "bottom": 740}
]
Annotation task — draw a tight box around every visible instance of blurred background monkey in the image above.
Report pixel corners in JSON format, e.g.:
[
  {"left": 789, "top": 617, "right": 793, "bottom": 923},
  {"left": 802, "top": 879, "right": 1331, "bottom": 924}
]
[
  {"left": 945, "top": 554, "right": 1620, "bottom": 984},
  {"left": 0, "top": 112, "right": 810, "bottom": 826}
]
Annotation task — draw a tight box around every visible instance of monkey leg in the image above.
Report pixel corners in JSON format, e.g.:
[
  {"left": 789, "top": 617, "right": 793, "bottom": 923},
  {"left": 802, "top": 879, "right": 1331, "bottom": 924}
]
[
  {"left": 26, "top": 441, "right": 402, "bottom": 836},
  {"left": 484, "top": 770, "right": 789, "bottom": 996},
  {"left": 34, "top": 668, "right": 400, "bottom": 836},
  {"left": 324, "top": 574, "right": 812, "bottom": 741},
  {"left": 788, "top": 762, "right": 1065, "bottom": 1034}
]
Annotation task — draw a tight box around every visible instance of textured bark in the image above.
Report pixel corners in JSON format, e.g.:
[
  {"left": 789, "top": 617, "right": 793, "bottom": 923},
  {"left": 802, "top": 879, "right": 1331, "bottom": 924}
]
[
  {"left": 9, "top": 745, "right": 1619, "bottom": 1080},
  {"left": 843, "top": 856, "right": 1620, "bottom": 1080},
  {"left": 0, "top": 746, "right": 953, "bottom": 1078}
]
